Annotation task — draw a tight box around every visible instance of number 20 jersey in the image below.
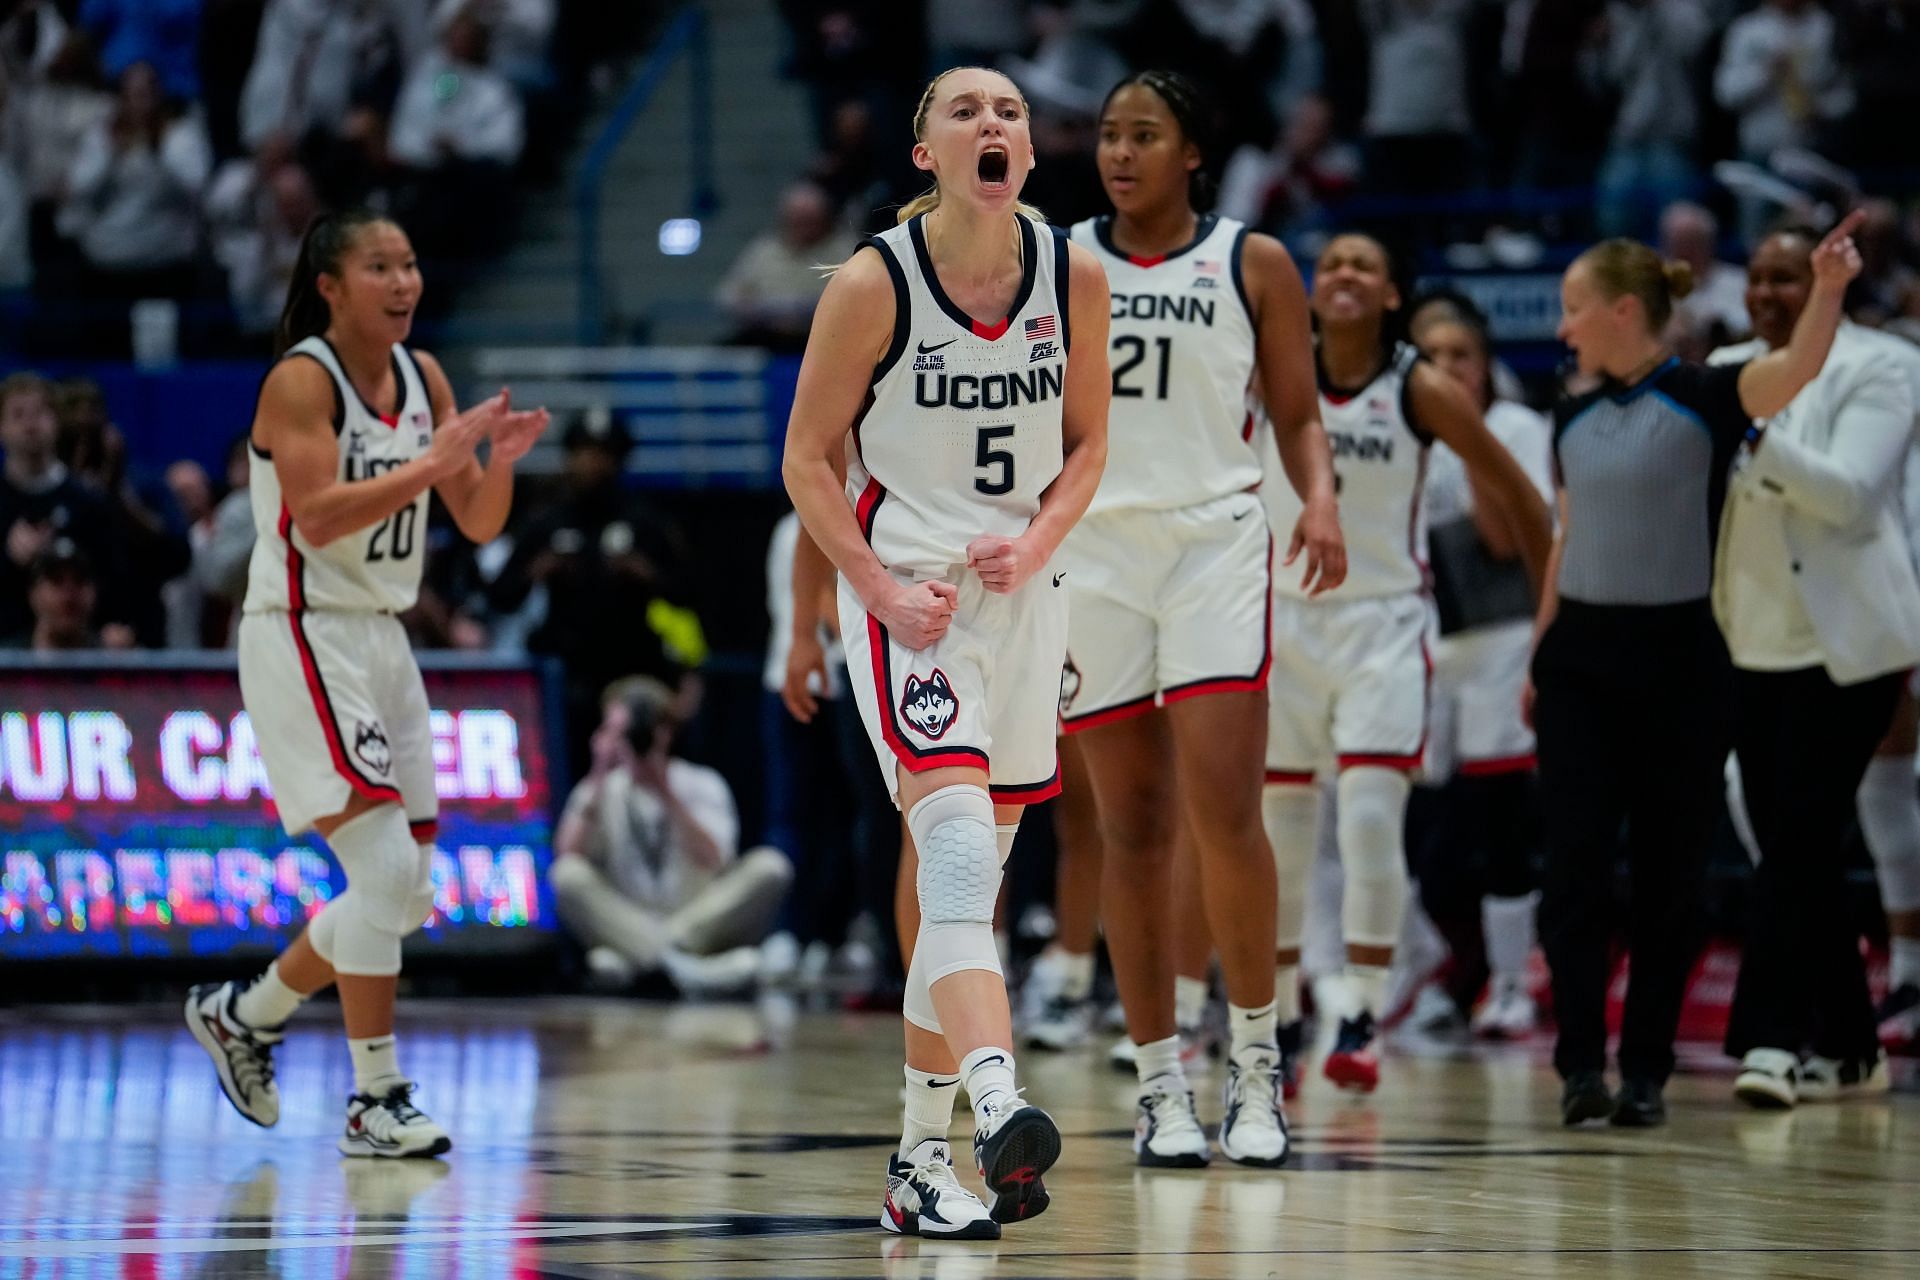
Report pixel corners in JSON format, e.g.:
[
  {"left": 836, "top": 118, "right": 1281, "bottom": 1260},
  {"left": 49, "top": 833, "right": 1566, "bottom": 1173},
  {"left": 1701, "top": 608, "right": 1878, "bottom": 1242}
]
[
  {"left": 849, "top": 212, "right": 1068, "bottom": 578},
  {"left": 244, "top": 335, "right": 434, "bottom": 614},
  {"left": 1070, "top": 214, "right": 1262, "bottom": 515}
]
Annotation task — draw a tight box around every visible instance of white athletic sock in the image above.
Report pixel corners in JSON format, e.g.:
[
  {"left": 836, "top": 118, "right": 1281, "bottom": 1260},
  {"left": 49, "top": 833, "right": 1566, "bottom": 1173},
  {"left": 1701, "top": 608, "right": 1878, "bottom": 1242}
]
[
  {"left": 1056, "top": 949, "right": 1095, "bottom": 1002},
  {"left": 1894, "top": 937, "right": 1920, "bottom": 992},
  {"left": 1274, "top": 963, "right": 1301, "bottom": 1024},
  {"left": 1860, "top": 755, "right": 1920, "bottom": 914},
  {"left": 1174, "top": 974, "right": 1209, "bottom": 1030},
  {"left": 1347, "top": 964, "right": 1389, "bottom": 1019},
  {"left": 995, "top": 823, "right": 1020, "bottom": 864},
  {"left": 1134, "top": 1034, "right": 1185, "bottom": 1087},
  {"left": 1482, "top": 893, "right": 1538, "bottom": 984},
  {"left": 1229, "top": 1000, "right": 1277, "bottom": 1062},
  {"left": 901, "top": 1065, "right": 960, "bottom": 1156},
  {"left": 348, "top": 1035, "right": 405, "bottom": 1096},
  {"left": 233, "top": 960, "right": 305, "bottom": 1029},
  {"left": 960, "top": 1046, "right": 1018, "bottom": 1128}
]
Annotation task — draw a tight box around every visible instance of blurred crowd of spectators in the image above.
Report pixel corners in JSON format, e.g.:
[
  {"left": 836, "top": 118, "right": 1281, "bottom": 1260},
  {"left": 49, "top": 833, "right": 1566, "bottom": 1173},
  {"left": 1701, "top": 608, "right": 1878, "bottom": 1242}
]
[{"left": 0, "top": 0, "right": 653, "bottom": 358}]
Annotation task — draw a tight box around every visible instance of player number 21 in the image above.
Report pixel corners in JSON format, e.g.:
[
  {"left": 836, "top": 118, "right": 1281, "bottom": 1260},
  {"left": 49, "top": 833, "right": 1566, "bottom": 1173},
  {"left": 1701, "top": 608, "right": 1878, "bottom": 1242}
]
[{"left": 1112, "top": 335, "right": 1172, "bottom": 400}]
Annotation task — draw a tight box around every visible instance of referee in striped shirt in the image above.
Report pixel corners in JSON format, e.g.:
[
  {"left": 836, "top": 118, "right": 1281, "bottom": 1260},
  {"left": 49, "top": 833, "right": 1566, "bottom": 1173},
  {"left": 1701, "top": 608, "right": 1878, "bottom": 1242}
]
[{"left": 1527, "top": 216, "right": 1866, "bottom": 1129}]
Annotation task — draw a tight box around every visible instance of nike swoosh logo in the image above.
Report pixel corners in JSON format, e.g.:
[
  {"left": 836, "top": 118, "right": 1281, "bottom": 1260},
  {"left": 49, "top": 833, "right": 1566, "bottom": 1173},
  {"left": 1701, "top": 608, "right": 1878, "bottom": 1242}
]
[
  {"left": 929, "top": 1077, "right": 959, "bottom": 1089},
  {"left": 917, "top": 338, "right": 959, "bottom": 354},
  {"left": 1052, "top": 572, "right": 1065, "bottom": 587},
  {"left": 1232, "top": 510, "right": 1252, "bottom": 521},
  {"left": 976, "top": 1054, "right": 1006, "bottom": 1068}
]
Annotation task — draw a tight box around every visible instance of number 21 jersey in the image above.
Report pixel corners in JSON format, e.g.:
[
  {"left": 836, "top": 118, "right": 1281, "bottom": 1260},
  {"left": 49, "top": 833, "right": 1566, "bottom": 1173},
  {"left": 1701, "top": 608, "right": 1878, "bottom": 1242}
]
[
  {"left": 849, "top": 212, "right": 1069, "bottom": 578},
  {"left": 1070, "top": 214, "right": 1262, "bottom": 514},
  {"left": 244, "top": 335, "right": 434, "bottom": 614}
]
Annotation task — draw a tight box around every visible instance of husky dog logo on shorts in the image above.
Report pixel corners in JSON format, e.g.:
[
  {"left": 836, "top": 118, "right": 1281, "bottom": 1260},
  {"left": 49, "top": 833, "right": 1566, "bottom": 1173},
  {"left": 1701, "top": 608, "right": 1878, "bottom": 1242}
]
[
  {"left": 1059, "top": 655, "right": 1081, "bottom": 715},
  {"left": 900, "top": 670, "right": 958, "bottom": 740},
  {"left": 354, "top": 720, "right": 393, "bottom": 776}
]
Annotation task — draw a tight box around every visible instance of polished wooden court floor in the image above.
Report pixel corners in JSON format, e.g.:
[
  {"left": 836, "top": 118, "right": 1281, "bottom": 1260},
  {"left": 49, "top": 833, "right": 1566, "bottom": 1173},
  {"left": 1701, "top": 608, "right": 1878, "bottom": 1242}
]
[{"left": 0, "top": 997, "right": 1913, "bottom": 1278}]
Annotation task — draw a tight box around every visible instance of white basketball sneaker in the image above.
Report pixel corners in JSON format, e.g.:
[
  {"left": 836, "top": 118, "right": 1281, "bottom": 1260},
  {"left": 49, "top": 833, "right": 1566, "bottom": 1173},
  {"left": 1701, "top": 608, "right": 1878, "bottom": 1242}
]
[
  {"left": 1733, "top": 1048, "right": 1799, "bottom": 1110},
  {"left": 1023, "top": 995, "right": 1095, "bottom": 1052},
  {"left": 1218, "top": 1049, "right": 1289, "bottom": 1168},
  {"left": 339, "top": 1083, "right": 452, "bottom": 1158},
  {"left": 881, "top": 1139, "right": 1000, "bottom": 1240},
  {"left": 1134, "top": 1077, "right": 1210, "bottom": 1168},
  {"left": 1472, "top": 978, "right": 1538, "bottom": 1040},
  {"left": 185, "top": 981, "right": 283, "bottom": 1127}
]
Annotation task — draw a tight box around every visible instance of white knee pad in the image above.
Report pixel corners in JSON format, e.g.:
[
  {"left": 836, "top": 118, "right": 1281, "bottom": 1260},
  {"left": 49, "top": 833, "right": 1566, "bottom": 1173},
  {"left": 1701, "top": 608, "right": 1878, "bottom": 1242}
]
[
  {"left": 402, "top": 843, "right": 436, "bottom": 934},
  {"left": 1861, "top": 754, "right": 1920, "bottom": 912},
  {"left": 908, "top": 783, "right": 1005, "bottom": 988},
  {"left": 312, "top": 804, "right": 419, "bottom": 975},
  {"left": 1262, "top": 782, "right": 1320, "bottom": 952},
  {"left": 995, "top": 822, "right": 1019, "bottom": 866},
  {"left": 1336, "top": 766, "right": 1412, "bottom": 951}
]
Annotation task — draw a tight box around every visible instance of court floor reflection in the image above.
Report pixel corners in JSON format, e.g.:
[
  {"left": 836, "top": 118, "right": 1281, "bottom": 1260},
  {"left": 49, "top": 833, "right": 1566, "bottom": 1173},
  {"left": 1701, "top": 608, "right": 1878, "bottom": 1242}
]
[{"left": 0, "top": 999, "right": 1913, "bottom": 1278}]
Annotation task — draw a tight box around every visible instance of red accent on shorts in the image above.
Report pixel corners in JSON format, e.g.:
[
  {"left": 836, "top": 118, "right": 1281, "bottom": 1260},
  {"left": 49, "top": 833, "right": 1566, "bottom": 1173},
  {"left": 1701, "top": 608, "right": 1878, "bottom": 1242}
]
[
  {"left": 1241, "top": 411, "right": 1255, "bottom": 442},
  {"left": 1459, "top": 753, "right": 1537, "bottom": 777},
  {"left": 1338, "top": 752, "right": 1422, "bottom": 772},
  {"left": 409, "top": 818, "right": 440, "bottom": 842},
  {"left": 1060, "top": 693, "right": 1157, "bottom": 734},
  {"left": 1161, "top": 529, "right": 1274, "bottom": 708},
  {"left": 972, "top": 317, "right": 1011, "bottom": 340},
  {"left": 855, "top": 476, "right": 885, "bottom": 539},
  {"left": 991, "top": 769, "right": 1062, "bottom": 805},
  {"left": 1265, "top": 769, "right": 1317, "bottom": 785},
  {"left": 281, "top": 504, "right": 402, "bottom": 806}
]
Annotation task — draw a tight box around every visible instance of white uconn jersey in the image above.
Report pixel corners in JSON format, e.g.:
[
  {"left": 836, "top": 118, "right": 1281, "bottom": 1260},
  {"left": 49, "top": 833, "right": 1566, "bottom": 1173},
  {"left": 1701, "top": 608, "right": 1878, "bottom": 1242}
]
[
  {"left": 1268, "top": 342, "right": 1431, "bottom": 599},
  {"left": 850, "top": 212, "right": 1069, "bottom": 576},
  {"left": 244, "top": 336, "right": 434, "bottom": 613},
  {"left": 1071, "top": 214, "right": 1262, "bottom": 512}
]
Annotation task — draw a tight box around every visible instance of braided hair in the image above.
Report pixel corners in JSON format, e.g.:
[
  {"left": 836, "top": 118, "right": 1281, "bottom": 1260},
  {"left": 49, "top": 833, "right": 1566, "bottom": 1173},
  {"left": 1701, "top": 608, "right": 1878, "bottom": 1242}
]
[{"left": 1101, "top": 70, "right": 1220, "bottom": 213}]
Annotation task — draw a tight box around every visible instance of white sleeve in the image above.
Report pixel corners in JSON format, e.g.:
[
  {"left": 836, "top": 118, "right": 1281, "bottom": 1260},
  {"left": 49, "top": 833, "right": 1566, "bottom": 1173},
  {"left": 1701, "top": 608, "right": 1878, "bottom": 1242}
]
[
  {"left": 1714, "top": 18, "right": 1773, "bottom": 113},
  {"left": 386, "top": 66, "right": 438, "bottom": 167},
  {"left": 674, "top": 763, "right": 740, "bottom": 861},
  {"left": 1748, "top": 364, "right": 1914, "bottom": 529}
]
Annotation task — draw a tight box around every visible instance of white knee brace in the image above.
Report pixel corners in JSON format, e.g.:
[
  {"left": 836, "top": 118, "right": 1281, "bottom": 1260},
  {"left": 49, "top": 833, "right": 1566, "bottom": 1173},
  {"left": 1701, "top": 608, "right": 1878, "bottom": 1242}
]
[
  {"left": 1262, "top": 782, "right": 1320, "bottom": 952},
  {"left": 305, "top": 804, "right": 420, "bottom": 976},
  {"left": 1860, "top": 754, "right": 1920, "bottom": 912},
  {"left": 902, "top": 784, "right": 1004, "bottom": 1032},
  {"left": 1336, "top": 766, "right": 1412, "bottom": 951}
]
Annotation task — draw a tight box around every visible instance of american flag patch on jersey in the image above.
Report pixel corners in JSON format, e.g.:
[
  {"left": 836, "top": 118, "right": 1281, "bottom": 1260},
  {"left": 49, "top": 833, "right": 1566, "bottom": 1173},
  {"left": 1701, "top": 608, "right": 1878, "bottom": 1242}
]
[
  {"left": 1194, "top": 259, "right": 1222, "bottom": 275},
  {"left": 1025, "top": 314, "right": 1056, "bottom": 340}
]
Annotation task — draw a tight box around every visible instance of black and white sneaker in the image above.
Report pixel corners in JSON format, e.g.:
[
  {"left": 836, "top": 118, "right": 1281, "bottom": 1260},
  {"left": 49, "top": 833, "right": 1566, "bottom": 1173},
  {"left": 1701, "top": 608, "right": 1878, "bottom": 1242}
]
[
  {"left": 972, "top": 1095, "right": 1060, "bottom": 1224},
  {"left": 1798, "top": 1051, "right": 1891, "bottom": 1102},
  {"left": 881, "top": 1139, "right": 999, "bottom": 1239},
  {"left": 1134, "top": 1077, "right": 1210, "bottom": 1168},
  {"left": 340, "top": 1083, "right": 452, "bottom": 1158},
  {"left": 1023, "top": 995, "right": 1096, "bottom": 1052},
  {"left": 1734, "top": 1048, "right": 1798, "bottom": 1109},
  {"left": 185, "top": 981, "right": 283, "bottom": 1127},
  {"left": 1218, "top": 1049, "right": 1290, "bottom": 1167}
]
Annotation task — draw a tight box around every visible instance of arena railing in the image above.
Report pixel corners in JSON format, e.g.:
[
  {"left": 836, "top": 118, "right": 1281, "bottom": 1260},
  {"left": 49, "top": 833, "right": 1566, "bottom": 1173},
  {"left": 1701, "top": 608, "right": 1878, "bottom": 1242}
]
[{"left": 575, "top": 4, "right": 717, "bottom": 346}]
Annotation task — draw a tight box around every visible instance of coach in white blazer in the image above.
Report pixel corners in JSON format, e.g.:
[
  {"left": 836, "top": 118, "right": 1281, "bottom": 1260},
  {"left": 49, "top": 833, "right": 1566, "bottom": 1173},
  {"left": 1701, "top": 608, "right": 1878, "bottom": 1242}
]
[{"left": 1708, "top": 227, "right": 1918, "bottom": 1108}]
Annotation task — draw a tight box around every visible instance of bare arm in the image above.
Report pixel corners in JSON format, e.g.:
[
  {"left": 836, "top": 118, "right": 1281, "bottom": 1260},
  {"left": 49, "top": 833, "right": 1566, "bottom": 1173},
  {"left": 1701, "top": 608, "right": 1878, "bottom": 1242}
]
[
  {"left": 260, "top": 358, "right": 493, "bottom": 549},
  {"left": 420, "top": 350, "right": 550, "bottom": 545},
  {"left": 782, "top": 520, "right": 840, "bottom": 723},
  {"left": 1245, "top": 231, "right": 1346, "bottom": 594},
  {"left": 780, "top": 247, "right": 958, "bottom": 651},
  {"left": 1738, "top": 211, "right": 1865, "bottom": 420},
  {"left": 969, "top": 241, "right": 1111, "bottom": 592},
  {"left": 1410, "top": 364, "right": 1553, "bottom": 594}
]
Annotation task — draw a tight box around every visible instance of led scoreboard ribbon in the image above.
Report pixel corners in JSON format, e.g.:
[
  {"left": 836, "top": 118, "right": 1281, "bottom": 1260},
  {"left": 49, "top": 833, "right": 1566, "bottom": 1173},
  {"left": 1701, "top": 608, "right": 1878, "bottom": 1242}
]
[{"left": 0, "top": 655, "right": 559, "bottom": 959}]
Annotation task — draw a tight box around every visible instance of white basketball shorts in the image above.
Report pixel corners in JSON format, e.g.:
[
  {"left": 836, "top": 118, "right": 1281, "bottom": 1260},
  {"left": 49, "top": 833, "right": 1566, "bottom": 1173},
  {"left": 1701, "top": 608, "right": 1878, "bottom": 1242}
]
[
  {"left": 1265, "top": 591, "right": 1431, "bottom": 783},
  {"left": 1057, "top": 490, "right": 1271, "bottom": 732},
  {"left": 840, "top": 564, "right": 1067, "bottom": 807},
  {"left": 237, "top": 610, "right": 438, "bottom": 838},
  {"left": 1426, "top": 620, "right": 1536, "bottom": 780}
]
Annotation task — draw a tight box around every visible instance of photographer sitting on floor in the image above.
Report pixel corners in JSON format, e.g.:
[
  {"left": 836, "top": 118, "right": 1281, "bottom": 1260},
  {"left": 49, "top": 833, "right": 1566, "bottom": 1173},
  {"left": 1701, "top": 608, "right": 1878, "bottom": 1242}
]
[{"left": 550, "top": 676, "right": 792, "bottom": 996}]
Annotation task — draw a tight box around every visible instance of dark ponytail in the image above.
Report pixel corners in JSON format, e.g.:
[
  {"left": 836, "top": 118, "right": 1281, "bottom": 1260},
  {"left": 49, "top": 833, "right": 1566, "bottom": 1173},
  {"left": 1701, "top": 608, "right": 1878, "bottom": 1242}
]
[
  {"left": 1102, "top": 70, "right": 1220, "bottom": 212},
  {"left": 273, "top": 208, "right": 391, "bottom": 358}
]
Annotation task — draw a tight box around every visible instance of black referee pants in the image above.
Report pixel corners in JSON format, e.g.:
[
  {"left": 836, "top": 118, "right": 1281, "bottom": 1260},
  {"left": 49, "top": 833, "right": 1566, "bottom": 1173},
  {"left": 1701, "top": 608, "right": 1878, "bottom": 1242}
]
[
  {"left": 1533, "top": 600, "right": 1732, "bottom": 1084},
  {"left": 1725, "top": 665, "right": 1900, "bottom": 1063}
]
